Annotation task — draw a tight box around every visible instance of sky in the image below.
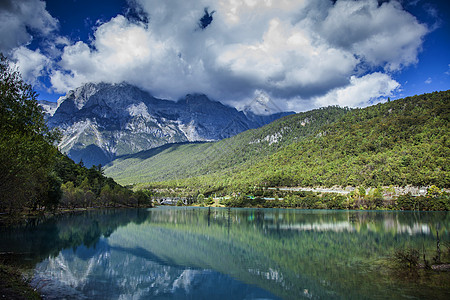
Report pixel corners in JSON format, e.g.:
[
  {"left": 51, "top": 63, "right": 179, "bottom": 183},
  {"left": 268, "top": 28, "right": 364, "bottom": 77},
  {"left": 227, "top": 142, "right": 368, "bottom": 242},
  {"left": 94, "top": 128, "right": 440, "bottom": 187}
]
[{"left": 0, "top": 0, "right": 449, "bottom": 112}]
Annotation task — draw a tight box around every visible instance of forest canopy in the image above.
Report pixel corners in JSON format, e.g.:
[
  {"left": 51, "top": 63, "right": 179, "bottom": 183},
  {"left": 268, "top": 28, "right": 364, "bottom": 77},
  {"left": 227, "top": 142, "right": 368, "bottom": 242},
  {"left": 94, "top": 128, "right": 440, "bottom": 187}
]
[{"left": 0, "top": 54, "right": 150, "bottom": 214}]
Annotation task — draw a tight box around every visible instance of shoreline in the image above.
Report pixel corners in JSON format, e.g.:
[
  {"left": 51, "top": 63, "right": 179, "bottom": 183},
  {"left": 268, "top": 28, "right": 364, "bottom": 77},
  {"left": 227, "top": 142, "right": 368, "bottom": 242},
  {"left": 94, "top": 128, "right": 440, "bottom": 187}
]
[
  {"left": 0, "top": 206, "right": 152, "bottom": 227},
  {"left": 0, "top": 263, "right": 41, "bottom": 300}
]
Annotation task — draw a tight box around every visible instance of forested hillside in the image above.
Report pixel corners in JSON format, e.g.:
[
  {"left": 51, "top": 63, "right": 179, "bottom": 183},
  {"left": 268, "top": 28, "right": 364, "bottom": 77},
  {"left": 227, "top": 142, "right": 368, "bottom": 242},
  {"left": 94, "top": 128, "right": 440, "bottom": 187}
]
[
  {"left": 0, "top": 55, "right": 150, "bottom": 215},
  {"left": 106, "top": 90, "right": 449, "bottom": 193},
  {"left": 104, "top": 106, "right": 350, "bottom": 184},
  {"left": 232, "top": 91, "right": 449, "bottom": 188}
]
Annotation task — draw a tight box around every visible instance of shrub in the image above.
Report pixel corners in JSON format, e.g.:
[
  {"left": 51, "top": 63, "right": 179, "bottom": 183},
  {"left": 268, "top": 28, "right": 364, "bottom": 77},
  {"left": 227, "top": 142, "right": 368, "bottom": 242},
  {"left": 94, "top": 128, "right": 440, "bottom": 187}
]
[{"left": 392, "top": 248, "right": 420, "bottom": 269}]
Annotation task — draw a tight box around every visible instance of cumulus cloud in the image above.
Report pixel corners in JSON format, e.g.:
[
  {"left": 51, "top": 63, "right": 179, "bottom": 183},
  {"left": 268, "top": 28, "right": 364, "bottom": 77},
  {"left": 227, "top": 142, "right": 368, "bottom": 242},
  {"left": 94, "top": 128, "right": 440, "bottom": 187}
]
[
  {"left": 1, "top": 0, "right": 430, "bottom": 111},
  {"left": 317, "top": 0, "right": 427, "bottom": 71},
  {"left": 45, "top": 0, "right": 427, "bottom": 109},
  {"left": 11, "top": 46, "right": 50, "bottom": 85},
  {"left": 0, "top": 0, "right": 58, "bottom": 53},
  {"left": 314, "top": 72, "right": 400, "bottom": 108}
]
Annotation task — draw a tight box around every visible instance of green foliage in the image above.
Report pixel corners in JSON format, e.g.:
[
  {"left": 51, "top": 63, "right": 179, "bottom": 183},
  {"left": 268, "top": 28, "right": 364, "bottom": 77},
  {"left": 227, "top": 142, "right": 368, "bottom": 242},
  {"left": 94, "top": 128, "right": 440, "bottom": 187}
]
[
  {"left": 105, "top": 106, "right": 350, "bottom": 184},
  {"left": 427, "top": 185, "right": 442, "bottom": 197},
  {"left": 396, "top": 193, "right": 449, "bottom": 211},
  {"left": 197, "top": 194, "right": 205, "bottom": 204},
  {"left": 358, "top": 186, "right": 366, "bottom": 196},
  {"left": 46, "top": 172, "right": 63, "bottom": 211},
  {"left": 242, "top": 91, "right": 450, "bottom": 188},
  {"left": 205, "top": 196, "right": 214, "bottom": 206},
  {"left": 0, "top": 54, "right": 147, "bottom": 213},
  {"left": 134, "top": 190, "right": 153, "bottom": 207},
  {"left": 0, "top": 54, "right": 59, "bottom": 213},
  {"left": 197, "top": 188, "right": 449, "bottom": 211},
  {"left": 108, "top": 91, "right": 449, "bottom": 202}
]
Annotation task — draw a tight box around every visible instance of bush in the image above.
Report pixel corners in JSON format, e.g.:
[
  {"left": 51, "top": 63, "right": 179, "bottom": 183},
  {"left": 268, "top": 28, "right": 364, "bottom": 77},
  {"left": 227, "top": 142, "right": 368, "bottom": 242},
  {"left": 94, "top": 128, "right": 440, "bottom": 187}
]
[
  {"left": 322, "top": 194, "right": 346, "bottom": 209},
  {"left": 392, "top": 248, "right": 420, "bottom": 269},
  {"left": 397, "top": 194, "right": 450, "bottom": 211},
  {"left": 205, "top": 197, "right": 214, "bottom": 206}
]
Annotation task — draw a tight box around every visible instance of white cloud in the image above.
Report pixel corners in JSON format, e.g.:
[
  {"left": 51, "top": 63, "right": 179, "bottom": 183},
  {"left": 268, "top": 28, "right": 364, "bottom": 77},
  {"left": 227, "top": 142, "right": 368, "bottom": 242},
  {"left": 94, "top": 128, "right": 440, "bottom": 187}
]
[
  {"left": 424, "top": 77, "right": 432, "bottom": 84},
  {"left": 12, "top": 46, "right": 49, "bottom": 85},
  {"left": 1, "top": 0, "right": 429, "bottom": 111},
  {"left": 0, "top": 0, "right": 58, "bottom": 53},
  {"left": 314, "top": 73, "right": 400, "bottom": 108},
  {"left": 318, "top": 0, "right": 427, "bottom": 71}
]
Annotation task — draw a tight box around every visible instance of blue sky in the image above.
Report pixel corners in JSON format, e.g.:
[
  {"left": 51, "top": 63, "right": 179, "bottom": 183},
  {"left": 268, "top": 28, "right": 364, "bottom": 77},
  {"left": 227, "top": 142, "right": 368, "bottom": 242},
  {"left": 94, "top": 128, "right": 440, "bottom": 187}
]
[
  {"left": 394, "top": 0, "right": 450, "bottom": 98},
  {"left": 1, "top": 0, "right": 449, "bottom": 112}
]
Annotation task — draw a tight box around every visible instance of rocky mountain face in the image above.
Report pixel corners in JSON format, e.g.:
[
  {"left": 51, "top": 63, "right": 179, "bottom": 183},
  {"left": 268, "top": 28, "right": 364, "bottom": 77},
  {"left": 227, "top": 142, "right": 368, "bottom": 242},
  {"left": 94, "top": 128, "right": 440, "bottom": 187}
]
[
  {"left": 38, "top": 100, "right": 58, "bottom": 117},
  {"left": 41, "top": 82, "right": 292, "bottom": 167}
]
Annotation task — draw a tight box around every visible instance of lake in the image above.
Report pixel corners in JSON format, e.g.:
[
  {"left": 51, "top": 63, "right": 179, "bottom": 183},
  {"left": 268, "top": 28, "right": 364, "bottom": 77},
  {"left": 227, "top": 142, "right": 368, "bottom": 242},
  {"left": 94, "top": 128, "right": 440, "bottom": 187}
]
[{"left": 1, "top": 207, "right": 449, "bottom": 299}]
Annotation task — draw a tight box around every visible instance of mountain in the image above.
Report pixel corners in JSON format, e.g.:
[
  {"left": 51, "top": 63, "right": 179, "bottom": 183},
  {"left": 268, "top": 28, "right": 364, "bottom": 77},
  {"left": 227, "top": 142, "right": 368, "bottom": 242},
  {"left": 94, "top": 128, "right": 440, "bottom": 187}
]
[
  {"left": 103, "top": 106, "right": 350, "bottom": 185},
  {"left": 40, "top": 82, "right": 293, "bottom": 167},
  {"left": 104, "top": 90, "right": 449, "bottom": 190},
  {"left": 38, "top": 100, "right": 58, "bottom": 117}
]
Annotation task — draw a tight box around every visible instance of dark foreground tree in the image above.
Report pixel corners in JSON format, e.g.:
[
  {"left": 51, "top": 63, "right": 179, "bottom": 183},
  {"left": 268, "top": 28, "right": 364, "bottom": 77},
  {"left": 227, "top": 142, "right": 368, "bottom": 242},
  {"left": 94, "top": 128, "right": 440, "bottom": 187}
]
[{"left": 0, "top": 54, "right": 59, "bottom": 213}]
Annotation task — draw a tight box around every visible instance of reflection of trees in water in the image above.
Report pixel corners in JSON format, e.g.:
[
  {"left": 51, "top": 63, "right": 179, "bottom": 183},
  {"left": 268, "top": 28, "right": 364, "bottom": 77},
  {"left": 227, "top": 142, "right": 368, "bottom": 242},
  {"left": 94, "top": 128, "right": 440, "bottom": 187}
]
[
  {"left": 0, "top": 208, "right": 151, "bottom": 268},
  {"left": 109, "top": 208, "right": 448, "bottom": 299},
  {"left": 138, "top": 208, "right": 449, "bottom": 299},
  {"left": 148, "top": 208, "right": 448, "bottom": 236},
  {"left": 1, "top": 208, "right": 448, "bottom": 299}
]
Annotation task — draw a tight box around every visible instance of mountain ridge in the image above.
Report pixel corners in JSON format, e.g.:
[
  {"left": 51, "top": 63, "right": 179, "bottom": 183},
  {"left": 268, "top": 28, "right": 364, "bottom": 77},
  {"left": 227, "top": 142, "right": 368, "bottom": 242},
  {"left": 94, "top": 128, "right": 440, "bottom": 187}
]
[
  {"left": 40, "top": 82, "right": 293, "bottom": 167},
  {"left": 103, "top": 105, "right": 350, "bottom": 185},
  {"left": 103, "top": 90, "right": 449, "bottom": 190}
]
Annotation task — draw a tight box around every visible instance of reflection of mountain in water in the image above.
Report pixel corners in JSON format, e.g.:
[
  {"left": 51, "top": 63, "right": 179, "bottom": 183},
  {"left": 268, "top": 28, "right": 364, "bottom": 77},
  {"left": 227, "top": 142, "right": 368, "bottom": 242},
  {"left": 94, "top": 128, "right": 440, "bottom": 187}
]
[
  {"left": 32, "top": 237, "right": 280, "bottom": 300},
  {"left": 2, "top": 208, "right": 448, "bottom": 300}
]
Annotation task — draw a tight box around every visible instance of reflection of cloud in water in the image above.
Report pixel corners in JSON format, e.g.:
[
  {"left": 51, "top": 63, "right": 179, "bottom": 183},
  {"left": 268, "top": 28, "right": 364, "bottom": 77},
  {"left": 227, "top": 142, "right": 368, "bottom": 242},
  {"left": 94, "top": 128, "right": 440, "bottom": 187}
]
[
  {"left": 248, "top": 268, "right": 284, "bottom": 284},
  {"left": 381, "top": 220, "right": 431, "bottom": 235},
  {"left": 267, "top": 221, "right": 431, "bottom": 235},
  {"left": 267, "top": 222, "right": 355, "bottom": 232},
  {"left": 16, "top": 208, "right": 445, "bottom": 300},
  {"left": 172, "top": 269, "right": 200, "bottom": 292}
]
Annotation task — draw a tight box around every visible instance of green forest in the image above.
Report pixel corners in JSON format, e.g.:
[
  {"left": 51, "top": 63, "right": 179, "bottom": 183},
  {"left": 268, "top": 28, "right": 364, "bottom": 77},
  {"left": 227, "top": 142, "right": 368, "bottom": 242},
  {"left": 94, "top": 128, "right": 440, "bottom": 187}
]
[
  {"left": 105, "top": 89, "right": 449, "bottom": 210},
  {"left": 1, "top": 51, "right": 449, "bottom": 213},
  {"left": 0, "top": 55, "right": 151, "bottom": 215},
  {"left": 236, "top": 92, "right": 449, "bottom": 188},
  {"left": 105, "top": 106, "right": 350, "bottom": 184},
  {"left": 106, "top": 89, "right": 449, "bottom": 191}
]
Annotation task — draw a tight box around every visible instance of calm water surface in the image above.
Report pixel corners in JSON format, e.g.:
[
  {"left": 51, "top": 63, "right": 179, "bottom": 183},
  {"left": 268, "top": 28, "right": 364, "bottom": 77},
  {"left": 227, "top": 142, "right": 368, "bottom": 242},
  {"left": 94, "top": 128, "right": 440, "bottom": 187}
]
[{"left": 1, "top": 207, "right": 449, "bottom": 299}]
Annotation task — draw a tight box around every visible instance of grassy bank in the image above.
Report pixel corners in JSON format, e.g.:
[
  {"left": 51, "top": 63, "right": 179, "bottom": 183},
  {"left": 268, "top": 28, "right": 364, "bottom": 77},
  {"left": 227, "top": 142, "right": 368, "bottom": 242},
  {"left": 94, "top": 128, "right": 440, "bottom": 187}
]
[{"left": 0, "top": 263, "right": 41, "bottom": 300}]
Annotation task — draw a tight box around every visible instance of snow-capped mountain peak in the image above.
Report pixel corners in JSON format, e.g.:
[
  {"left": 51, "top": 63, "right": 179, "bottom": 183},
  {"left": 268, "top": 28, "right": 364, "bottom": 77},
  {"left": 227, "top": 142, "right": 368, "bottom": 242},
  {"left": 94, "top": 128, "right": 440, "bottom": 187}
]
[{"left": 41, "top": 82, "right": 293, "bottom": 166}]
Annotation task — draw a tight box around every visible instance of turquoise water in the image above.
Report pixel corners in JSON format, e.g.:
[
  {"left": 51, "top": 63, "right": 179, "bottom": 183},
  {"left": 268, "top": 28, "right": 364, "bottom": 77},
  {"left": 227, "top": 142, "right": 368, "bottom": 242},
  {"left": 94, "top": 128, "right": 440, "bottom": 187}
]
[{"left": 1, "top": 207, "right": 449, "bottom": 299}]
